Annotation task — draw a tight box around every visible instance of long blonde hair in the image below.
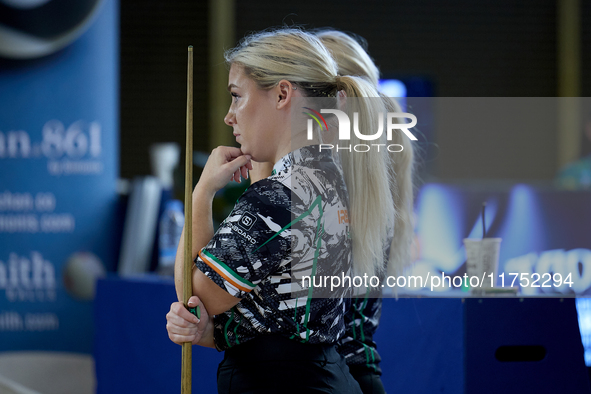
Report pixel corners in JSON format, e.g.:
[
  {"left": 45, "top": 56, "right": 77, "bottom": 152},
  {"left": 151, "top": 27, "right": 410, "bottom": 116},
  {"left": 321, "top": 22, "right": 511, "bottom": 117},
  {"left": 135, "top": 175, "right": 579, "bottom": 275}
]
[
  {"left": 225, "top": 28, "right": 393, "bottom": 278},
  {"left": 316, "top": 30, "right": 380, "bottom": 87},
  {"left": 317, "top": 29, "right": 416, "bottom": 277}
]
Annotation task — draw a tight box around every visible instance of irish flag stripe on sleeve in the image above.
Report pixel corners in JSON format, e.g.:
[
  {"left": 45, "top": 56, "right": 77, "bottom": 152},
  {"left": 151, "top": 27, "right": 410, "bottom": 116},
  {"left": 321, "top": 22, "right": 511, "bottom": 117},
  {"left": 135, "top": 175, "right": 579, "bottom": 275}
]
[{"left": 199, "top": 249, "right": 256, "bottom": 293}]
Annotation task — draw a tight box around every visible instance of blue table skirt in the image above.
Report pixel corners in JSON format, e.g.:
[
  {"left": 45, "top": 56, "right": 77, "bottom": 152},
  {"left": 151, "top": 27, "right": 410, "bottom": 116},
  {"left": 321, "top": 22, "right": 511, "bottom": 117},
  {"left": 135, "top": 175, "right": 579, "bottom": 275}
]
[{"left": 95, "top": 276, "right": 590, "bottom": 393}]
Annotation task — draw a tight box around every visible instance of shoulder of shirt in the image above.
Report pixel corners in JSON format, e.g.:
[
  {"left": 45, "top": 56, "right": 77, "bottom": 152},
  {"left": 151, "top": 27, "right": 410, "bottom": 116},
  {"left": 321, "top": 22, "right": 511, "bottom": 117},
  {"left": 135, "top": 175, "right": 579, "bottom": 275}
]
[
  {"left": 237, "top": 178, "right": 291, "bottom": 204},
  {"left": 245, "top": 177, "right": 288, "bottom": 192}
]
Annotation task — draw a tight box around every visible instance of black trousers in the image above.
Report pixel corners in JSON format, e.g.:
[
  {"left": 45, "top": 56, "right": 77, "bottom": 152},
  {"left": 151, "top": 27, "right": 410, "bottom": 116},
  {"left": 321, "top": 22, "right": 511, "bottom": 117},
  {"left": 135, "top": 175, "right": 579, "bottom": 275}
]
[
  {"left": 217, "top": 335, "right": 363, "bottom": 394},
  {"left": 349, "top": 365, "right": 387, "bottom": 394}
]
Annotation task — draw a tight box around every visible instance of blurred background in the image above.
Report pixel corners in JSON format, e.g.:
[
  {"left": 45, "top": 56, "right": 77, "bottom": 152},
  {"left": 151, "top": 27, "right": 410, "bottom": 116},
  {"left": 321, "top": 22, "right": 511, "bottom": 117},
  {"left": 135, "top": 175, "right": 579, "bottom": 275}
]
[{"left": 1, "top": 0, "right": 591, "bottom": 393}]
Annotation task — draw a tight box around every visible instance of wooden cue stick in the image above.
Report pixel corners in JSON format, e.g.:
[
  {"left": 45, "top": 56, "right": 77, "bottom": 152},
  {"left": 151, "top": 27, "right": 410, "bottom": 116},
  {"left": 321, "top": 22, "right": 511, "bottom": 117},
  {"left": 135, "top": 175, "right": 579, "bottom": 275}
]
[{"left": 181, "top": 45, "right": 194, "bottom": 394}]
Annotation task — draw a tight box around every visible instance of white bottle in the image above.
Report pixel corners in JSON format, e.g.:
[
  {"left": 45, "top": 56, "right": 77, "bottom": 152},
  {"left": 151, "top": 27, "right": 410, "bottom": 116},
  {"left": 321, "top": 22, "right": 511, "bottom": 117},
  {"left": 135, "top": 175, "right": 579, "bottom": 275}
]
[{"left": 158, "top": 199, "right": 184, "bottom": 276}]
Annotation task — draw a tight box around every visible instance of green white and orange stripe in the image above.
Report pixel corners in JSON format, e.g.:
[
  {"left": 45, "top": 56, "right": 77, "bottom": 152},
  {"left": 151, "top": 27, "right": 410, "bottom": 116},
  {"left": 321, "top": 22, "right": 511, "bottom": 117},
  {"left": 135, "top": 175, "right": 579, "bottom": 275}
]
[{"left": 198, "top": 249, "right": 256, "bottom": 293}]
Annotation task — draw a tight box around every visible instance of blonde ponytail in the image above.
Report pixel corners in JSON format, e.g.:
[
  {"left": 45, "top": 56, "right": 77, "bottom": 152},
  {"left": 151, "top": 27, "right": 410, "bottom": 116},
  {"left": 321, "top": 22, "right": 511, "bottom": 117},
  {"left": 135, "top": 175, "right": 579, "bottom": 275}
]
[
  {"left": 334, "top": 75, "right": 395, "bottom": 278},
  {"left": 317, "top": 30, "right": 416, "bottom": 278},
  {"left": 382, "top": 95, "right": 415, "bottom": 277}
]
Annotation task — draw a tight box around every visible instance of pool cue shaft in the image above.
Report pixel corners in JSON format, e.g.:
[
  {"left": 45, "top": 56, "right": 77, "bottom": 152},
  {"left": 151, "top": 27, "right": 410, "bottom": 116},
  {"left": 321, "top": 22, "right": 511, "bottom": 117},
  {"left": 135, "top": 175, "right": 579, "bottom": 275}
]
[{"left": 181, "top": 45, "right": 193, "bottom": 394}]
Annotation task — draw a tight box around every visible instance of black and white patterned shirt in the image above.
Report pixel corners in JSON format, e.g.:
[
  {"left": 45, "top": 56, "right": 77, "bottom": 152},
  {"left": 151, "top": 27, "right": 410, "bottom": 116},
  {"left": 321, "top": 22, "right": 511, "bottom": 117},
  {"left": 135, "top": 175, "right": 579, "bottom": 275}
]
[
  {"left": 338, "top": 296, "right": 384, "bottom": 373},
  {"left": 195, "top": 145, "right": 352, "bottom": 351},
  {"left": 338, "top": 224, "right": 394, "bottom": 373}
]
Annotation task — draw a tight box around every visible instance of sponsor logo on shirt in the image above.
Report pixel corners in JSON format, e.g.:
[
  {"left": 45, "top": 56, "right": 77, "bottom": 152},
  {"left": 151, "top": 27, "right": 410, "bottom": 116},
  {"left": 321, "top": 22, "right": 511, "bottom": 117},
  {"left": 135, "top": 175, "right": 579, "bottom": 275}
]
[
  {"left": 238, "top": 212, "right": 257, "bottom": 230},
  {"left": 230, "top": 224, "right": 257, "bottom": 244}
]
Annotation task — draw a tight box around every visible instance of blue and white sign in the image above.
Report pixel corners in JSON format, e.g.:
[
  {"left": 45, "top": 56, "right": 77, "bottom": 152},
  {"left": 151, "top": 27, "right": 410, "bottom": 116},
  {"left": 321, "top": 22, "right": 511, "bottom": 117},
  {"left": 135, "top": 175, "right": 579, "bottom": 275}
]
[{"left": 0, "top": 0, "right": 118, "bottom": 353}]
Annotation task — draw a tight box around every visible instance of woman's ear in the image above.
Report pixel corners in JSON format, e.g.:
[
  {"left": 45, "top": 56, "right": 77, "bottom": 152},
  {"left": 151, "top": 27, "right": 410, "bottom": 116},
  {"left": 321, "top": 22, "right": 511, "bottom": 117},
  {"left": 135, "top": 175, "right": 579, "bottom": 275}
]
[
  {"left": 276, "top": 80, "right": 295, "bottom": 109},
  {"left": 337, "top": 90, "right": 347, "bottom": 110}
]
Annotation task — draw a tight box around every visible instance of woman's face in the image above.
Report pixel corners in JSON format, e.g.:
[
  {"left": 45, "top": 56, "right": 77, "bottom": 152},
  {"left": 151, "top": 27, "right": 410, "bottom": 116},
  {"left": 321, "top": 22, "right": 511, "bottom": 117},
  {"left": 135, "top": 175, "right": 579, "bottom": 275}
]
[{"left": 224, "top": 64, "right": 282, "bottom": 162}]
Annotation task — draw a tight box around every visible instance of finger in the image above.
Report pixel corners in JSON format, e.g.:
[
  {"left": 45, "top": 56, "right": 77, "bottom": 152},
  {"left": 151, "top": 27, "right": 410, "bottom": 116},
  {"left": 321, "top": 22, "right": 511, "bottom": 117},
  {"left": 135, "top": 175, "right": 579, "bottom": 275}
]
[
  {"left": 167, "top": 312, "right": 196, "bottom": 328},
  {"left": 187, "top": 295, "right": 201, "bottom": 307},
  {"left": 208, "top": 147, "right": 241, "bottom": 172},
  {"left": 168, "top": 332, "right": 196, "bottom": 345},
  {"left": 224, "top": 154, "right": 252, "bottom": 174},
  {"left": 170, "top": 301, "right": 184, "bottom": 312},
  {"left": 222, "top": 146, "right": 245, "bottom": 158},
  {"left": 232, "top": 157, "right": 251, "bottom": 182},
  {"left": 167, "top": 320, "right": 197, "bottom": 335},
  {"left": 166, "top": 318, "right": 198, "bottom": 343},
  {"left": 171, "top": 302, "right": 199, "bottom": 324},
  {"left": 187, "top": 296, "right": 204, "bottom": 320}
]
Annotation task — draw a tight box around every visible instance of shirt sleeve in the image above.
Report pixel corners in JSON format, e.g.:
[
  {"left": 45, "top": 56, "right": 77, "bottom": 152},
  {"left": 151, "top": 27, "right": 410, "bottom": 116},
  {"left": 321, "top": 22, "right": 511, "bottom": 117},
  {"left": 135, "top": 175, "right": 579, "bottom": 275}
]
[{"left": 195, "top": 179, "right": 292, "bottom": 298}]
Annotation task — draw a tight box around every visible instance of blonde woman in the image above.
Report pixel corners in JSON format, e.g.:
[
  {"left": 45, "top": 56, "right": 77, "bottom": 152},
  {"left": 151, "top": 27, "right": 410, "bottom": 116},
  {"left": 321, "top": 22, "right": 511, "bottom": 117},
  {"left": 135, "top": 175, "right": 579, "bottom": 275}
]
[
  {"left": 165, "top": 28, "right": 394, "bottom": 393},
  {"left": 316, "top": 29, "right": 416, "bottom": 394}
]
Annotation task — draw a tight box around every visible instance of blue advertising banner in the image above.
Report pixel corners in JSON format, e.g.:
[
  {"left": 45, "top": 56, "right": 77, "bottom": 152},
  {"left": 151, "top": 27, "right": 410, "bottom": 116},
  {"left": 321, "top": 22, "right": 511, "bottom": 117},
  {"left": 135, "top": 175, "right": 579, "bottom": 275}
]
[{"left": 0, "top": 0, "right": 118, "bottom": 353}]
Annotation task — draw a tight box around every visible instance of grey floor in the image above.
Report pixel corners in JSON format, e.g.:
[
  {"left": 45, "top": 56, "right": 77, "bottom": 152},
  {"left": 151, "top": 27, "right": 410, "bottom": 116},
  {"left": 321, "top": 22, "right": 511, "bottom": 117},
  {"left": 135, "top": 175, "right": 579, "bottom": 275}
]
[{"left": 0, "top": 352, "right": 94, "bottom": 394}]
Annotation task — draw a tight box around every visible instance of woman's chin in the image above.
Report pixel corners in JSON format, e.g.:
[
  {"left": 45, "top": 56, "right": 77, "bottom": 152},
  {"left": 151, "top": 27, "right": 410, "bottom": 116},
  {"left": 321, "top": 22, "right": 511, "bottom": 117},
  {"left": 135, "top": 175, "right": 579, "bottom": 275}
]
[{"left": 239, "top": 146, "right": 250, "bottom": 156}]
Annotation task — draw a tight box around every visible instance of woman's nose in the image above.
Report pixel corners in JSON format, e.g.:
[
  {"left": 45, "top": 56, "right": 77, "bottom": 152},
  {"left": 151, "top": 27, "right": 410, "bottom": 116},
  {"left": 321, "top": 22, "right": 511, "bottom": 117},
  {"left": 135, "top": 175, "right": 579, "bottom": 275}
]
[{"left": 224, "top": 110, "right": 235, "bottom": 126}]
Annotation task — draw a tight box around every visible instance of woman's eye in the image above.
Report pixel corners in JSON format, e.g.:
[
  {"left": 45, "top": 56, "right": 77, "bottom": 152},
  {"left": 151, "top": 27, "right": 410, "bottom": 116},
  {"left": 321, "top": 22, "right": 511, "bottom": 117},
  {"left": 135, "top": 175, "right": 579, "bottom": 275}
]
[{"left": 231, "top": 92, "right": 239, "bottom": 101}]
